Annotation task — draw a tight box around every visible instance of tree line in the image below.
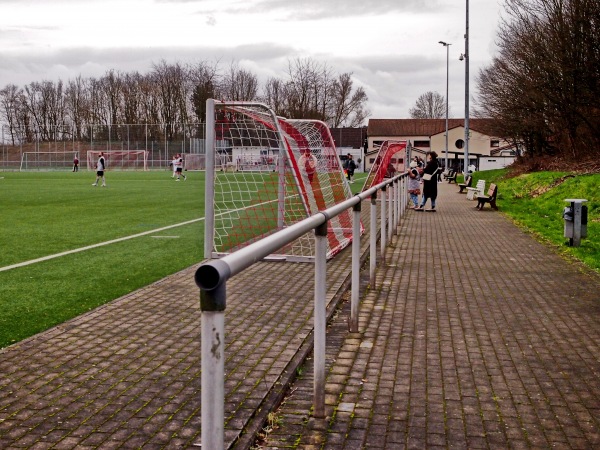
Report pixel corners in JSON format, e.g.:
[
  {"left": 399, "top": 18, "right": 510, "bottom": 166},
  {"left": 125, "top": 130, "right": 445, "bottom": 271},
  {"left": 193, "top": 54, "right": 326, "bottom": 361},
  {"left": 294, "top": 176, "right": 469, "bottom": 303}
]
[
  {"left": 476, "top": 0, "right": 600, "bottom": 159},
  {"left": 0, "top": 58, "right": 369, "bottom": 145}
]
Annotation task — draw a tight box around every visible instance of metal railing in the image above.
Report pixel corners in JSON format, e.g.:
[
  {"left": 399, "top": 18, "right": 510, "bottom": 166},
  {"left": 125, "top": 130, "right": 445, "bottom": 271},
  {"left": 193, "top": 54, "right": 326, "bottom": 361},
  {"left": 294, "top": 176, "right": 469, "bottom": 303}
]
[{"left": 194, "top": 172, "right": 409, "bottom": 449}]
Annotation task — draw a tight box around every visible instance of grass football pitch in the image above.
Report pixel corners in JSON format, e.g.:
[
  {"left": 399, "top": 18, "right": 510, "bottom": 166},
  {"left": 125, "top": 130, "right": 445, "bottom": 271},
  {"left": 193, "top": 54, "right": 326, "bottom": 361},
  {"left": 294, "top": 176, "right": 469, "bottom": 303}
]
[
  {"left": 0, "top": 170, "right": 369, "bottom": 349},
  {"left": 0, "top": 171, "right": 207, "bottom": 349}
]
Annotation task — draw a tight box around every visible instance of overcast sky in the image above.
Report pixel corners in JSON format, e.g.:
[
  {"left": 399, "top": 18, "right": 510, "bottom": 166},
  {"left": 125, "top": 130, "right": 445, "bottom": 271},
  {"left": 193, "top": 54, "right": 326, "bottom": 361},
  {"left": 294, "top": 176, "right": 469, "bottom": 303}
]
[{"left": 0, "top": 0, "right": 503, "bottom": 120}]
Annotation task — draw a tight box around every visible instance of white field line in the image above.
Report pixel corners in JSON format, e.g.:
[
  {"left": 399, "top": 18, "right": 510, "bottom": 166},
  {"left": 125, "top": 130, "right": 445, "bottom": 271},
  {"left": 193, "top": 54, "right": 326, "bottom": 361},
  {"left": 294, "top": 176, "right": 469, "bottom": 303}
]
[
  {"left": 0, "top": 217, "right": 206, "bottom": 273},
  {"left": 0, "top": 197, "right": 283, "bottom": 273}
]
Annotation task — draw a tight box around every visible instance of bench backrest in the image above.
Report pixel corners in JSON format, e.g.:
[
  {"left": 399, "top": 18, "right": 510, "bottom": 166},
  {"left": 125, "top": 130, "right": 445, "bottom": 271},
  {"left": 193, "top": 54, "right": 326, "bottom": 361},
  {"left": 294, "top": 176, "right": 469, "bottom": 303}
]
[
  {"left": 488, "top": 183, "right": 498, "bottom": 198},
  {"left": 465, "top": 176, "right": 472, "bottom": 186},
  {"left": 476, "top": 179, "right": 486, "bottom": 194}
]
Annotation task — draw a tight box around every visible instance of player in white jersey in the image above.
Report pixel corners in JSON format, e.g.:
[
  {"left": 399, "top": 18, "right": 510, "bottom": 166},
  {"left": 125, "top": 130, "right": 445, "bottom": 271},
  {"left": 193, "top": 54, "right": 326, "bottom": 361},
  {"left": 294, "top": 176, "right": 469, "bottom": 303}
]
[
  {"left": 174, "top": 154, "right": 186, "bottom": 181},
  {"left": 92, "top": 152, "right": 106, "bottom": 187}
]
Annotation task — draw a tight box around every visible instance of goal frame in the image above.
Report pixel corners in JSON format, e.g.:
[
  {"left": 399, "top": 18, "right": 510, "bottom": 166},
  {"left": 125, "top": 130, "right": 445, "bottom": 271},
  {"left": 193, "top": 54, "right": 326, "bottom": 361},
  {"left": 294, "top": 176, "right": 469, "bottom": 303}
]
[
  {"left": 362, "top": 140, "right": 407, "bottom": 190},
  {"left": 204, "top": 100, "right": 356, "bottom": 262},
  {"left": 20, "top": 151, "right": 79, "bottom": 172},
  {"left": 86, "top": 150, "right": 149, "bottom": 171}
]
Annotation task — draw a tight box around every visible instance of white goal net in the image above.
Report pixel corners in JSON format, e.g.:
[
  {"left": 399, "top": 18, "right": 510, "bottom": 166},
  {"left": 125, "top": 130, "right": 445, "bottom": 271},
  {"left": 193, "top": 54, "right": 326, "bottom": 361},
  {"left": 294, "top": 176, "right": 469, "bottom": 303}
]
[
  {"left": 86, "top": 150, "right": 149, "bottom": 171},
  {"left": 20, "top": 152, "right": 78, "bottom": 171}
]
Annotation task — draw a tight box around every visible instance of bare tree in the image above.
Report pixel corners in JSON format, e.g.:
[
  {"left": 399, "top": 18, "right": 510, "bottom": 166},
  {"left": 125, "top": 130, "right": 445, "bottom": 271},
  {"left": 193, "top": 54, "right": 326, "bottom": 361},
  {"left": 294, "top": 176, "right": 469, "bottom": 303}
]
[
  {"left": 23, "top": 80, "right": 66, "bottom": 141},
  {"left": 284, "top": 58, "right": 326, "bottom": 119},
  {"left": 0, "top": 56, "right": 373, "bottom": 138},
  {"left": 65, "top": 76, "right": 90, "bottom": 140},
  {"left": 476, "top": 0, "right": 600, "bottom": 158},
  {"left": 329, "top": 73, "right": 370, "bottom": 127},
  {"left": 102, "top": 70, "right": 123, "bottom": 128},
  {"left": 409, "top": 91, "right": 447, "bottom": 119},
  {"left": 151, "top": 60, "right": 189, "bottom": 139},
  {"left": 262, "top": 77, "right": 286, "bottom": 114},
  {"left": 190, "top": 61, "right": 220, "bottom": 123},
  {"left": 222, "top": 62, "right": 258, "bottom": 102},
  {"left": 0, "top": 84, "right": 25, "bottom": 144}
]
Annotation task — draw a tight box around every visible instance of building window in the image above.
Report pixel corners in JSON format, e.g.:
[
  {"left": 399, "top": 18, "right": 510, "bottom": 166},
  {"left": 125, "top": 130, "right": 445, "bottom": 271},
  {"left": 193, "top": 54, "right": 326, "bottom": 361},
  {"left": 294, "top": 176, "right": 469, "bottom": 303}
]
[
  {"left": 373, "top": 140, "right": 384, "bottom": 147},
  {"left": 491, "top": 140, "right": 500, "bottom": 147},
  {"left": 455, "top": 139, "right": 465, "bottom": 149},
  {"left": 369, "top": 158, "right": 375, "bottom": 164},
  {"left": 414, "top": 140, "right": 430, "bottom": 147}
]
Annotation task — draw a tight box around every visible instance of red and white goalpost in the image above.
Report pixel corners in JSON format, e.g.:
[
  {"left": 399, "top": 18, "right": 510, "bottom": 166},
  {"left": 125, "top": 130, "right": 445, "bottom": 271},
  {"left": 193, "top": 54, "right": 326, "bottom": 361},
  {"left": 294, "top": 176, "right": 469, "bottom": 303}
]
[
  {"left": 362, "top": 140, "right": 407, "bottom": 190},
  {"left": 86, "top": 150, "right": 149, "bottom": 171},
  {"left": 204, "top": 100, "right": 357, "bottom": 261}
]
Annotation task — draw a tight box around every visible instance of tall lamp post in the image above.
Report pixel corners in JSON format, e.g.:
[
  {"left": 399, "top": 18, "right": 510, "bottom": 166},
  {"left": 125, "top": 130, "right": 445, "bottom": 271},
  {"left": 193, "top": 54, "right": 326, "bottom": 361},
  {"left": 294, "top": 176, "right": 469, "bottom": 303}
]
[
  {"left": 439, "top": 41, "right": 451, "bottom": 172},
  {"left": 459, "top": 0, "right": 470, "bottom": 176}
]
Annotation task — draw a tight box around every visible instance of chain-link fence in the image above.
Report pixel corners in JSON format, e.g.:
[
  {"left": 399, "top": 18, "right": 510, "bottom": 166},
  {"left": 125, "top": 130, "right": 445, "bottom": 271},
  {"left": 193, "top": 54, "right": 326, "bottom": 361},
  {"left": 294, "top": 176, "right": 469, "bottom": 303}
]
[{"left": 0, "top": 123, "right": 207, "bottom": 171}]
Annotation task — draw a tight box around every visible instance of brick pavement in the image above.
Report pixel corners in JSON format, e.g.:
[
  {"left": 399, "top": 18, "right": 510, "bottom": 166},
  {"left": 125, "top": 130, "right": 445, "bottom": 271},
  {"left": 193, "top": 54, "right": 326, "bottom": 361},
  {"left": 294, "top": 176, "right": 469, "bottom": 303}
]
[
  {"left": 1, "top": 182, "right": 600, "bottom": 449},
  {"left": 261, "top": 182, "right": 600, "bottom": 449},
  {"left": 0, "top": 197, "right": 375, "bottom": 449}
]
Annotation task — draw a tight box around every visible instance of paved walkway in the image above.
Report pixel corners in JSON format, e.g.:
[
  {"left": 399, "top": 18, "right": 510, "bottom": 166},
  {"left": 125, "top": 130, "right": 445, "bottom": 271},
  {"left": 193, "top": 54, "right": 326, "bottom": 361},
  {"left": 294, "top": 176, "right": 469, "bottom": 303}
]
[
  {"left": 1, "top": 182, "right": 600, "bottom": 449},
  {"left": 262, "top": 183, "right": 600, "bottom": 449}
]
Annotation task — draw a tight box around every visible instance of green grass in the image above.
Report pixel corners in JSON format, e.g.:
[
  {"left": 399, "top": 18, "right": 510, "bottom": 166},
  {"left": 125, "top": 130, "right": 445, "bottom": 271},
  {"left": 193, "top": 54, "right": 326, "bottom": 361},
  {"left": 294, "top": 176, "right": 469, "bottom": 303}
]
[
  {"left": 0, "top": 169, "right": 371, "bottom": 349},
  {"left": 471, "top": 169, "right": 600, "bottom": 272},
  {"left": 0, "top": 171, "right": 206, "bottom": 348}
]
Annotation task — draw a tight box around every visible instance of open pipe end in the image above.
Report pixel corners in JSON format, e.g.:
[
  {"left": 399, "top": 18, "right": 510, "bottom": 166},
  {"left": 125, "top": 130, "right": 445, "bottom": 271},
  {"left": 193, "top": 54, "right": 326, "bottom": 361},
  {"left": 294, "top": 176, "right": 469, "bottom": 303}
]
[{"left": 194, "top": 259, "right": 231, "bottom": 291}]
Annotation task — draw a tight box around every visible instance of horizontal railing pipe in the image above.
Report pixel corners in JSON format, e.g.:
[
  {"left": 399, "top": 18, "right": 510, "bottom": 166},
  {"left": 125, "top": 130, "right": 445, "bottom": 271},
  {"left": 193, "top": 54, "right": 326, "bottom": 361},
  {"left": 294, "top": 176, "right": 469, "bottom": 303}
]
[
  {"left": 195, "top": 171, "right": 408, "bottom": 447},
  {"left": 195, "top": 175, "right": 404, "bottom": 289}
]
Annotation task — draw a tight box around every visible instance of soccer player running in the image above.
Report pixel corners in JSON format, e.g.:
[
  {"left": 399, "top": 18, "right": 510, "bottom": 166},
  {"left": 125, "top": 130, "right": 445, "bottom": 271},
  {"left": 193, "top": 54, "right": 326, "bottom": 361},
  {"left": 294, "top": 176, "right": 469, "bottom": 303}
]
[
  {"left": 92, "top": 152, "right": 106, "bottom": 187},
  {"left": 174, "top": 153, "right": 186, "bottom": 181}
]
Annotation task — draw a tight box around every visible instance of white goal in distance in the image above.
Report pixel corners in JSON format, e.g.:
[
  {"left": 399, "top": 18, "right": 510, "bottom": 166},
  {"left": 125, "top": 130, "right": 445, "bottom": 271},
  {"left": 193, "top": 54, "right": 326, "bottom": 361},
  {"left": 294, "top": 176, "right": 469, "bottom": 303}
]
[
  {"left": 204, "top": 100, "right": 358, "bottom": 262},
  {"left": 20, "top": 151, "right": 78, "bottom": 171},
  {"left": 86, "top": 150, "right": 149, "bottom": 171}
]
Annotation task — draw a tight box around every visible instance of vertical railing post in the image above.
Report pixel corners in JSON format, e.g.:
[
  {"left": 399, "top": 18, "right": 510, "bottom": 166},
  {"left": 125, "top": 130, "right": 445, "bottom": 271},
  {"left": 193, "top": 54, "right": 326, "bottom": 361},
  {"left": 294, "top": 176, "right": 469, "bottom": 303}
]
[
  {"left": 350, "top": 201, "right": 361, "bottom": 332},
  {"left": 370, "top": 192, "right": 377, "bottom": 288},
  {"left": 313, "top": 220, "right": 328, "bottom": 418},
  {"left": 380, "top": 185, "right": 387, "bottom": 263},
  {"left": 388, "top": 181, "right": 396, "bottom": 242},
  {"left": 398, "top": 177, "right": 402, "bottom": 222},
  {"left": 393, "top": 178, "right": 399, "bottom": 233},
  {"left": 403, "top": 175, "right": 408, "bottom": 212},
  {"left": 401, "top": 176, "right": 406, "bottom": 216},
  {"left": 198, "top": 280, "right": 226, "bottom": 450},
  {"left": 204, "top": 99, "right": 215, "bottom": 260}
]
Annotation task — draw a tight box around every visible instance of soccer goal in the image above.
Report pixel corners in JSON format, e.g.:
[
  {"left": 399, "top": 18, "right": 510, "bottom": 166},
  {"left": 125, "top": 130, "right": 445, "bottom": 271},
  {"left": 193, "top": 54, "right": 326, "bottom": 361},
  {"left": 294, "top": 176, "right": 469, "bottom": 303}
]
[
  {"left": 86, "top": 150, "right": 149, "bottom": 171},
  {"left": 362, "top": 140, "right": 407, "bottom": 190},
  {"left": 20, "top": 152, "right": 78, "bottom": 171},
  {"left": 205, "top": 100, "right": 356, "bottom": 262}
]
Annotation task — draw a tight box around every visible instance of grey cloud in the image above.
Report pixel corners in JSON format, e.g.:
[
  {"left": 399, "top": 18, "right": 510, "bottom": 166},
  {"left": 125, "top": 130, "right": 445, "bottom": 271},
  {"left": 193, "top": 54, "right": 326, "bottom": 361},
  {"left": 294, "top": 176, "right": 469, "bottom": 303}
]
[
  {"left": 160, "top": 0, "right": 444, "bottom": 20},
  {"left": 0, "top": 42, "right": 297, "bottom": 84}
]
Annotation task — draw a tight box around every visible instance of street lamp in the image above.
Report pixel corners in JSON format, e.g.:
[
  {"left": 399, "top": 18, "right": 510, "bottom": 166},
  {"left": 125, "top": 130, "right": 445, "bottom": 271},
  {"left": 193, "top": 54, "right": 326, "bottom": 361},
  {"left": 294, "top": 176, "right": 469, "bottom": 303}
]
[
  {"left": 439, "top": 41, "right": 451, "bottom": 173},
  {"left": 461, "top": 0, "right": 470, "bottom": 176}
]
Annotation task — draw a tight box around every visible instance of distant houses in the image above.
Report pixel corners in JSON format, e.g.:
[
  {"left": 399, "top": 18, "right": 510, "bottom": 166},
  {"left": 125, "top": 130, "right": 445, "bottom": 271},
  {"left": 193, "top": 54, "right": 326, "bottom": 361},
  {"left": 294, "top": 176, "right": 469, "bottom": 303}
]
[{"left": 331, "top": 119, "right": 517, "bottom": 173}]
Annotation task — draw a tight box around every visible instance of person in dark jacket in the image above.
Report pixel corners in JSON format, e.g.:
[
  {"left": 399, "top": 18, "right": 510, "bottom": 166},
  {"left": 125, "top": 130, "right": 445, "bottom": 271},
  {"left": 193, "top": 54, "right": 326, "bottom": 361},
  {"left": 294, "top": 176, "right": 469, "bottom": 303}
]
[{"left": 415, "top": 151, "right": 439, "bottom": 212}]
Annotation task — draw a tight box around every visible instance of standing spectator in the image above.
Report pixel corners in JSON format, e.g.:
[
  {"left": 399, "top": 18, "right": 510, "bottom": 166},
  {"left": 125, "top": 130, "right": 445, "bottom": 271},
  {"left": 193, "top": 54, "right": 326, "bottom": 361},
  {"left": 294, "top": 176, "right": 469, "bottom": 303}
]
[
  {"left": 92, "top": 152, "right": 106, "bottom": 187},
  {"left": 407, "top": 161, "right": 421, "bottom": 208},
  {"left": 174, "top": 153, "right": 186, "bottom": 181},
  {"left": 72, "top": 156, "right": 79, "bottom": 172},
  {"left": 346, "top": 154, "right": 356, "bottom": 183},
  {"left": 415, "top": 151, "right": 439, "bottom": 212}
]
